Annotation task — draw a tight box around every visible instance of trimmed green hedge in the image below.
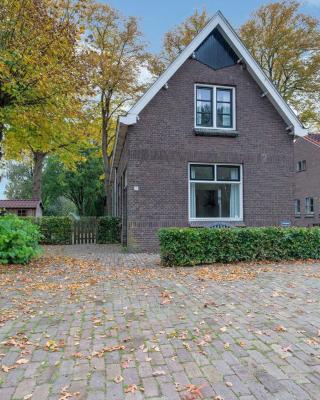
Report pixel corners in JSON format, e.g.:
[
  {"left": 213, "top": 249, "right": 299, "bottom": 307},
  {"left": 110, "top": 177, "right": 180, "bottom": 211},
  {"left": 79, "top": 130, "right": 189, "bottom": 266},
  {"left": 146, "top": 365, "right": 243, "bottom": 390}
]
[
  {"left": 158, "top": 227, "right": 320, "bottom": 266},
  {"left": 30, "top": 216, "right": 72, "bottom": 245},
  {"left": 97, "top": 216, "right": 121, "bottom": 244},
  {"left": 0, "top": 214, "right": 42, "bottom": 264}
]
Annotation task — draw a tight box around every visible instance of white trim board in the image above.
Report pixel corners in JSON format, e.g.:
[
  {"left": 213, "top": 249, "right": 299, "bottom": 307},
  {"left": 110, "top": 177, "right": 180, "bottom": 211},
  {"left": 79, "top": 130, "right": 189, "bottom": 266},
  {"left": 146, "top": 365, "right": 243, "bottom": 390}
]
[{"left": 120, "top": 11, "right": 306, "bottom": 137}]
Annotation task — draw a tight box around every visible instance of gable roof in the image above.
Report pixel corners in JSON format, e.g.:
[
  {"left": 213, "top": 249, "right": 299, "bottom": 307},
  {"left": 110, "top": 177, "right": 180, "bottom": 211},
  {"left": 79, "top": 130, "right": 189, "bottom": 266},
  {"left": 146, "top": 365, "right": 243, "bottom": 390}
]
[
  {"left": 112, "top": 11, "right": 307, "bottom": 177},
  {"left": 0, "top": 199, "right": 42, "bottom": 209},
  {"left": 304, "top": 133, "right": 320, "bottom": 148},
  {"left": 120, "top": 11, "right": 306, "bottom": 135}
]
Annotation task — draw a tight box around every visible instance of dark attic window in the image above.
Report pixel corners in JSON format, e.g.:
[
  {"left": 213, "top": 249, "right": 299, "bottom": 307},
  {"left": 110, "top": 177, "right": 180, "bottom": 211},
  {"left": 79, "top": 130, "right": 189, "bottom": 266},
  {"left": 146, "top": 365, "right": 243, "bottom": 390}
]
[{"left": 194, "top": 28, "right": 238, "bottom": 70}]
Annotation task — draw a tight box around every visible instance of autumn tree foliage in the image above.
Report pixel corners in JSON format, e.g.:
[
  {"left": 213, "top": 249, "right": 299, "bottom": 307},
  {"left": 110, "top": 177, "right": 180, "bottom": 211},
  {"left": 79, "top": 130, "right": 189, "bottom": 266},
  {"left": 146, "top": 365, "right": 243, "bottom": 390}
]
[
  {"left": 82, "top": 2, "right": 148, "bottom": 213},
  {"left": 148, "top": 9, "right": 209, "bottom": 76},
  {"left": 4, "top": 95, "right": 94, "bottom": 200},
  {"left": 0, "top": 0, "right": 86, "bottom": 140},
  {"left": 239, "top": 0, "right": 320, "bottom": 127}
]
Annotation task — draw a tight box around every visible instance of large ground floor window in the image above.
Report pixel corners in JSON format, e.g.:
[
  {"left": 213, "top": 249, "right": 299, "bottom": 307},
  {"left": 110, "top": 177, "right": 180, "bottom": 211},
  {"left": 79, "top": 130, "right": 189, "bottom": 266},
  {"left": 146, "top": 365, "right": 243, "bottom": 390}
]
[{"left": 189, "top": 163, "right": 242, "bottom": 221}]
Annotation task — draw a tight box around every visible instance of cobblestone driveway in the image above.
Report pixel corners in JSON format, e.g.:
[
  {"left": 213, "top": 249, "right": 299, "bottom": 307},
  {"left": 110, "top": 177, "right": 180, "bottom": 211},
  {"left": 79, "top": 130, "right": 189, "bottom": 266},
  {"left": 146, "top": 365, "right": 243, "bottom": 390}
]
[{"left": 0, "top": 245, "right": 319, "bottom": 400}]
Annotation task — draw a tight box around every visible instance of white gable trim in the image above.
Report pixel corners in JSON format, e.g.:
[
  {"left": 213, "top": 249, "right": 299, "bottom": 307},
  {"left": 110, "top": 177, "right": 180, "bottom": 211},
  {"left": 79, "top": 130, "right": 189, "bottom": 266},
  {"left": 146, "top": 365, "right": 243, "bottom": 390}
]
[{"left": 120, "top": 11, "right": 306, "bottom": 136}]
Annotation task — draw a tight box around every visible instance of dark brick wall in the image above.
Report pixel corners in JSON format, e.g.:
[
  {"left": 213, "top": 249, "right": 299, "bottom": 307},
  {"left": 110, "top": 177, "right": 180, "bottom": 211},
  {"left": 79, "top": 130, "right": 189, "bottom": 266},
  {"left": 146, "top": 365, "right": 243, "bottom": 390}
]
[
  {"left": 118, "top": 59, "right": 294, "bottom": 251},
  {"left": 294, "top": 138, "right": 320, "bottom": 227}
]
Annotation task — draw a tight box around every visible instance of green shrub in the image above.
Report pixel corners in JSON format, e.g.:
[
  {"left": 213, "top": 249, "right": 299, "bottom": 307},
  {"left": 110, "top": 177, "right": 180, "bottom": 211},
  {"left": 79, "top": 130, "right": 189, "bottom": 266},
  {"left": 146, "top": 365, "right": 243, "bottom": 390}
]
[
  {"left": 30, "top": 216, "right": 72, "bottom": 245},
  {"left": 0, "top": 214, "right": 42, "bottom": 264},
  {"left": 158, "top": 227, "right": 320, "bottom": 266},
  {"left": 97, "top": 216, "right": 121, "bottom": 244}
]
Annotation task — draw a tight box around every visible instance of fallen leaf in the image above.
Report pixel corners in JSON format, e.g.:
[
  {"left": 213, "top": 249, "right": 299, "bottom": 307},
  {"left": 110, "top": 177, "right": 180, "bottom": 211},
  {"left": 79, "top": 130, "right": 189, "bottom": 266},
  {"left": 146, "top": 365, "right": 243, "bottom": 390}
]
[
  {"left": 113, "top": 375, "right": 123, "bottom": 384},
  {"left": 152, "top": 369, "right": 166, "bottom": 376},
  {"left": 1, "top": 365, "right": 10, "bottom": 372},
  {"left": 185, "top": 384, "right": 206, "bottom": 399},
  {"left": 16, "top": 358, "right": 29, "bottom": 365},
  {"left": 274, "top": 325, "right": 287, "bottom": 332},
  {"left": 124, "top": 384, "right": 138, "bottom": 393},
  {"left": 23, "top": 395, "right": 33, "bottom": 400}
]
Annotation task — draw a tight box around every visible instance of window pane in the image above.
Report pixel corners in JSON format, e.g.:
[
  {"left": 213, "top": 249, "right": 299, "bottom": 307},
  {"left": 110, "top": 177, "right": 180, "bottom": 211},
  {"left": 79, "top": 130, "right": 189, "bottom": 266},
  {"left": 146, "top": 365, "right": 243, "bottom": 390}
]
[
  {"left": 217, "top": 166, "right": 240, "bottom": 181},
  {"left": 196, "top": 101, "right": 212, "bottom": 113},
  {"left": 197, "top": 87, "right": 212, "bottom": 101},
  {"left": 196, "top": 113, "right": 212, "bottom": 127},
  {"left": 217, "top": 103, "right": 231, "bottom": 114},
  {"left": 217, "top": 89, "right": 231, "bottom": 102},
  {"left": 191, "top": 165, "right": 215, "bottom": 180},
  {"left": 190, "top": 182, "right": 240, "bottom": 218},
  {"left": 217, "top": 114, "right": 231, "bottom": 128}
]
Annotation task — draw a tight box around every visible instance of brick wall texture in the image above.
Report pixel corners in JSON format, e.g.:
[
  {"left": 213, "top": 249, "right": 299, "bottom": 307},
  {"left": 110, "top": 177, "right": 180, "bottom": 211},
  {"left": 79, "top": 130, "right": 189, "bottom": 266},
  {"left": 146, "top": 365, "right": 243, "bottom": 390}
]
[
  {"left": 294, "top": 137, "right": 320, "bottom": 227},
  {"left": 116, "top": 59, "right": 295, "bottom": 251}
]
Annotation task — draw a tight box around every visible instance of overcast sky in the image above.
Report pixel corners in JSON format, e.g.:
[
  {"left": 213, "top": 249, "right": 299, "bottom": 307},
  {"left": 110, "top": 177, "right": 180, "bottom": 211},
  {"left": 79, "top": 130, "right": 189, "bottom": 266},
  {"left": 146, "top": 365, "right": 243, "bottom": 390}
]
[{"left": 106, "top": 0, "right": 320, "bottom": 52}]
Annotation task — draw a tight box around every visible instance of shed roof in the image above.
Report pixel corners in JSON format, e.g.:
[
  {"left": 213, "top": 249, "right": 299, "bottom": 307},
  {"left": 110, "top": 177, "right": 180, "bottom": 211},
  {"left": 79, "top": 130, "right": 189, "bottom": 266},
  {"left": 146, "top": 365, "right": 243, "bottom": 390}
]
[{"left": 0, "top": 199, "right": 42, "bottom": 209}]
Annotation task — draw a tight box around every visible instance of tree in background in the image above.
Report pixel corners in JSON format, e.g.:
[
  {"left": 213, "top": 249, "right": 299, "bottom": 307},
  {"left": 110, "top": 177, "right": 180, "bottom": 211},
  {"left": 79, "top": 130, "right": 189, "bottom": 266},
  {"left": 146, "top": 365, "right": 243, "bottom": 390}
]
[
  {"left": 239, "top": 0, "right": 320, "bottom": 127},
  {"left": 82, "top": 2, "right": 148, "bottom": 213},
  {"left": 4, "top": 95, "right": 94, "bottom": 201},
  {"left": 148, "top": 9, "right": 209, "bottom": 76},
  {"left": 5, "top": 152, "right": 105, "bottom": 217},
  {"left": 0, "top": 0, "right": 86, "bottom": 152},
  {"left": 5, "top": 162, "right": 33, "bottom": 199}
]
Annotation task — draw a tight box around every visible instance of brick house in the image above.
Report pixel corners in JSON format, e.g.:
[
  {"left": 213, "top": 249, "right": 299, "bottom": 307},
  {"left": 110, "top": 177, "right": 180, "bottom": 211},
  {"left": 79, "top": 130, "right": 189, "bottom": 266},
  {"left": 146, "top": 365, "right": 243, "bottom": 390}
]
[
  {"left": 0, "top": 199, "right": 43, "bottom": 217},
  {"left": 111, "top": 12, "right": 306, "bottom": 251},
  {"left": 294, "top": 134, "right": 320, "bottom": 227}
]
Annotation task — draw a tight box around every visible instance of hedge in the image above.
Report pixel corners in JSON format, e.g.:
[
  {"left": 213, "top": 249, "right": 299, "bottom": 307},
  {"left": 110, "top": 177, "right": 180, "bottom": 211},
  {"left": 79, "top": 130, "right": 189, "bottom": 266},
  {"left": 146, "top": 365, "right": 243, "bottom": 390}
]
[
  {"left": 0, "top": 214, "right": 42, "bottom": 264},
  {"left": 29, "top": 216, "right": 72, "bottom": 245},
  {"left": 158, "top": 227, "right": 320, "bottom": 266},
  {"left": 97, "top": 216, "right": 121, "bottom": 244}
]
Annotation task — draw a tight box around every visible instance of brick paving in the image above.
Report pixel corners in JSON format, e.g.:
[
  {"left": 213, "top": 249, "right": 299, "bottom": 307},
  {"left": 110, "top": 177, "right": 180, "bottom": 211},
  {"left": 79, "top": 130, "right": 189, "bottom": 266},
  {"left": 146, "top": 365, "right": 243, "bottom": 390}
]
[{"left": 0, "top": 244, "right": 319, "bottom": 399}]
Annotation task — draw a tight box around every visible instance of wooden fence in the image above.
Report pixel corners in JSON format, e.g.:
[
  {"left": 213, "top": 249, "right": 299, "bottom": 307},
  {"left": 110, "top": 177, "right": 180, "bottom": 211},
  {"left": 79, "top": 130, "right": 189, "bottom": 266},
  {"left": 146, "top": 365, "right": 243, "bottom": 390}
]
[{"left": 73, "top": 217, "right": 97, "bottom": 244}]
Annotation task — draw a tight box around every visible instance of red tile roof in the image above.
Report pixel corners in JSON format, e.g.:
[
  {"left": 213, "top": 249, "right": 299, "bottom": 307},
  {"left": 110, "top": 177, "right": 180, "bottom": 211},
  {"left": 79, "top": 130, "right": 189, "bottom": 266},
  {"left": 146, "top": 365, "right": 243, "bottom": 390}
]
[
  {"left": 0, "top": 199, "right": 42, "bottom": 209},
  {"left": 304, "top": 133, "right": 320, "bottom": 147}
]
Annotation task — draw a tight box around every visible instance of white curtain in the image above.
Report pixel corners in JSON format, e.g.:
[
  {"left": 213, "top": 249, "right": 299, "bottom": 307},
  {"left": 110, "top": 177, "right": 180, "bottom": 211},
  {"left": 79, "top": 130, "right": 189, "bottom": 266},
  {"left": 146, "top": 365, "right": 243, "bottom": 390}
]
[
  {"left": 229, "top": 168, "right": 240, "bottom": 218},
  {"left": 190, "top": 182, "right": 196, "bottom": 218}
]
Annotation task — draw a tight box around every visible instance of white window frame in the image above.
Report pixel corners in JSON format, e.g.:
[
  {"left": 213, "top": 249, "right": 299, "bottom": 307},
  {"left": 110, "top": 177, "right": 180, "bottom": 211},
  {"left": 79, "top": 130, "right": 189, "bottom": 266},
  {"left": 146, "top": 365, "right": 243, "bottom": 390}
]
[
  {"left": 188, "top": 162, "right": 243, "bottom": 222},
  {"left": 294, "top": 199, "right": 301, "bottom": 216},
  {"left": 305, "top": 197, "right": 314, "bottom": 215},
  {"left": 194, "top": 84, "right": 236, "bottom": 131}
]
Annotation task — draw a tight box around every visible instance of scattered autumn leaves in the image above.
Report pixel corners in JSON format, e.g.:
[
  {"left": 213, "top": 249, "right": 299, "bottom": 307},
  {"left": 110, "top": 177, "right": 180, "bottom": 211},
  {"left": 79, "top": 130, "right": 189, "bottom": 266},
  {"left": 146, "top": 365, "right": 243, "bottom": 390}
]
[{"left": 0, "top": 253, "right": 320, "bottom": 400}]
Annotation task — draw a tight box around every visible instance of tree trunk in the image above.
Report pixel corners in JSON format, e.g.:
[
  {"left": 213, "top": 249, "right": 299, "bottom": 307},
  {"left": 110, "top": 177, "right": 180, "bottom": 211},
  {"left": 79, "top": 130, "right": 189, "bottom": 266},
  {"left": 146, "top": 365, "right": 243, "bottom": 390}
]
[
  {"left": 32, "top": 151, "right": 46, "bottom": 200},
  {"left": 101, "top": 100, "right": 112, "bottom": 215}
]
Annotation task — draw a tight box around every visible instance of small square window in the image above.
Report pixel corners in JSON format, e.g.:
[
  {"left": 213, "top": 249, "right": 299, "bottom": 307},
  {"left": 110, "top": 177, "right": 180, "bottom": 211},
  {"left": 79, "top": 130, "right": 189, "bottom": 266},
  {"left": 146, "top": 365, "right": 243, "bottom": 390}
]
[
  {"left": 17, "top": 209, "right": 27, "bottom": 217},
  {"left": 190, "top": 165, "right": 215, "bottom": 181},
  {"left": 217, "top": 165, "right": 240, "bottom": 181}
]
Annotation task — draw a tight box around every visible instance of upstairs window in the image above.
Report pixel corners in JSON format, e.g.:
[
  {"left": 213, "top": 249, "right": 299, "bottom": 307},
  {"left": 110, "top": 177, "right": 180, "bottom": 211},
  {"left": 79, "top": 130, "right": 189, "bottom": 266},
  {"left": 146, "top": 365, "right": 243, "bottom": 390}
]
[
  {"left": 296, "top": 160, "right": 306, "bottom": 172},
  {"left": 305, "top": 197, "right": 314, "bottom": 215},
  {"left": 195, "top": 85, "right": 235, "bottom": 130}
]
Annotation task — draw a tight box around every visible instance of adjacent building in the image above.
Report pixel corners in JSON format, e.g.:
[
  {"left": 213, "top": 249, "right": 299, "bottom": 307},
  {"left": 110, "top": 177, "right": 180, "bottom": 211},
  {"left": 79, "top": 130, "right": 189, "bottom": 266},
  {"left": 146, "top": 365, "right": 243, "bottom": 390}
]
[
  {"left": 111, "top": 11, "right": 307, "bottom": 251},
  {"left": 294, "top": 134, "right": 320, "bottom": 227},
  {"left": 0, "top": 199, "right": 43, "bottom": 217}
]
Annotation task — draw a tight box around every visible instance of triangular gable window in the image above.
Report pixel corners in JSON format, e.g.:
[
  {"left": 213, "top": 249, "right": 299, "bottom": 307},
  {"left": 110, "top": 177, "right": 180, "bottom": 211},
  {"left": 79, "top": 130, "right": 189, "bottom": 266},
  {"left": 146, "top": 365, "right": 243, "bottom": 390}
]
[{"left": 194, "top": 28, "right": 238, "bottom": 70}]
